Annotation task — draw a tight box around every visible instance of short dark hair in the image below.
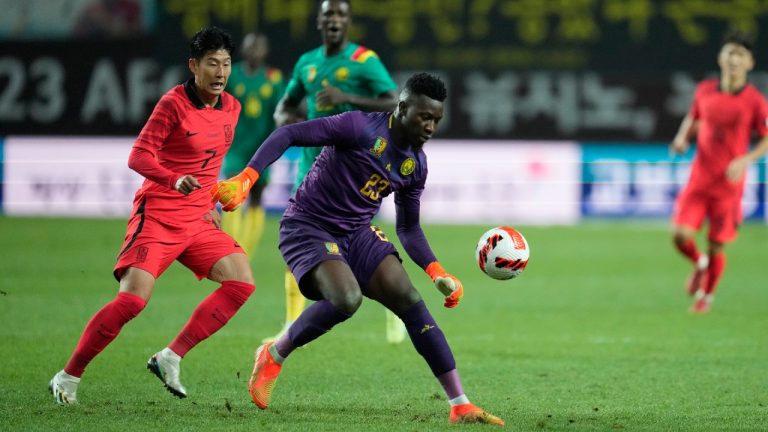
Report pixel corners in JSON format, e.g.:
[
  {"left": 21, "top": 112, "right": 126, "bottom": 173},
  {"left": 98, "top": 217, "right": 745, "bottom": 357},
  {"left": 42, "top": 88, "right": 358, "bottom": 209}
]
[
  {"left": 722, "top": 29, "right": 754, "bottom": 53},
  {"left": 319, "top": 0, "right": 351, "bottom": 13},
  {"left": 404, "top": 73, "right": 447, "bottom": 102},
  {"left": 190, "top": 27, "right": 234, "bottom": 60}
]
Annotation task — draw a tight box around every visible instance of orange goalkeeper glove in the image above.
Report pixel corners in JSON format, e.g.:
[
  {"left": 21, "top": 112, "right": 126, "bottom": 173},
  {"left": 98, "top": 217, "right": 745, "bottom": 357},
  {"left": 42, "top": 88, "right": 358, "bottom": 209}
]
[
  {"left": 210, "top": 167, "right": 259, "bottom": 211},
  {"left": 425, "top": 262, "right": 464, "bottom": 308}
]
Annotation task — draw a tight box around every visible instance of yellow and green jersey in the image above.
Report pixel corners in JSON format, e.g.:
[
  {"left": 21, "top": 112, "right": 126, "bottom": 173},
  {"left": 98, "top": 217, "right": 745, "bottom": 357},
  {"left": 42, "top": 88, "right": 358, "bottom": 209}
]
[
  {"left": 285, "top": 42, "right": 397, "bottom": 188},
  {"left": 223, "top": 64, "right": 286, "bottom": 182}
]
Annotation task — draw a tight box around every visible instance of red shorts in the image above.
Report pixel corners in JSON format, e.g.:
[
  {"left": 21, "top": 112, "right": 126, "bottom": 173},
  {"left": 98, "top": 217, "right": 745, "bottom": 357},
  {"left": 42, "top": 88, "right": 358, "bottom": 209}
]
[
  {"left": 672, "top": 187, "right": 742, "bottom": 243},
  {"left": 114, "top": 210, "right": 243, "bottom": 281}
]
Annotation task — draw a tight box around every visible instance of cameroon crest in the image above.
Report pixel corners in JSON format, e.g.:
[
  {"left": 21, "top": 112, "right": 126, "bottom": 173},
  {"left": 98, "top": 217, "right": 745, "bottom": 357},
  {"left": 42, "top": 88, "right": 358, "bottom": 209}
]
[
  {"left": 325, "top": 242, "right": 340, "bottom": 255},
  {"left": 369, "top": 136, "right": 387, "bottom": 157},
  {"left": 335, "top": 67, "right": 349, "bottom": 81}
]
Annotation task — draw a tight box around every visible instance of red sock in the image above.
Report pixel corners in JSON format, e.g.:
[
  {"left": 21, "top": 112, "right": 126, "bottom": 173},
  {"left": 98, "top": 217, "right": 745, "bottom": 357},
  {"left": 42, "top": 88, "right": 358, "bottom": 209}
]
[
  {"left": 675, "top": 239, "right": 700, "bottom": 264},
  {"left": 64, "top": 292, "right": 147, "bottom": 377},
  {"left": 168, "top": 281, "right": 255, "bottom": 357},
  {"left": 704, "top": 253, "right": 726, "bottom": 295}
]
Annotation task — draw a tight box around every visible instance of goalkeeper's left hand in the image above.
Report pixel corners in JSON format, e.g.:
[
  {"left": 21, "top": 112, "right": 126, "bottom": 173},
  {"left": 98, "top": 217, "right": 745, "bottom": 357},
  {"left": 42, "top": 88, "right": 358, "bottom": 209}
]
[
  {"left": 210, "top": 167, "right": 259, "bottom": 211},
  {"left": 425, "top": 262, "right": 464, "bottom": 308}
]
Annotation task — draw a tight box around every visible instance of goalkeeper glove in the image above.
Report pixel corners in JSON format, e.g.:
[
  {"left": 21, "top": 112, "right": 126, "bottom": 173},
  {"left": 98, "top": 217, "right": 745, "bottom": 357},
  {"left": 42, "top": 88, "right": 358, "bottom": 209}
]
[
  {"left": 211, "top": 167, "right": 259, "bottom": 211},
  {"left": 425, "top": 262, "right": 464, "bottom": 308}
]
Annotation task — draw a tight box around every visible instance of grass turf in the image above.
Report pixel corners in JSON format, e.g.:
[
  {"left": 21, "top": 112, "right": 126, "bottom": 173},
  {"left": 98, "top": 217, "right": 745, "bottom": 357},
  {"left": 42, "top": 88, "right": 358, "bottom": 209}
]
[{"left": 1, "top": 216, "right": 766, "bottom": 431}]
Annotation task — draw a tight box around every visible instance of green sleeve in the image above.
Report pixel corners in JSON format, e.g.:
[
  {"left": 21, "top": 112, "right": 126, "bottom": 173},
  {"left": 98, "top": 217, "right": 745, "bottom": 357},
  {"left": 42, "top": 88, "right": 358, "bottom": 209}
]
[
  {"left": 285, "top": 59, "right": 307, "bottom": 103},
  {"left": 361, "top": 56, "right": 397, "bottom": 96}
]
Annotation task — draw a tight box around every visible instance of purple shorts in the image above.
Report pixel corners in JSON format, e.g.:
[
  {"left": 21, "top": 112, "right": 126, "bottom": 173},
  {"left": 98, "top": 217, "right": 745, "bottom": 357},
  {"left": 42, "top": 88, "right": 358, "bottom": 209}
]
[{"left": 278, "top": 216, "right": 399, "bottom": 300}]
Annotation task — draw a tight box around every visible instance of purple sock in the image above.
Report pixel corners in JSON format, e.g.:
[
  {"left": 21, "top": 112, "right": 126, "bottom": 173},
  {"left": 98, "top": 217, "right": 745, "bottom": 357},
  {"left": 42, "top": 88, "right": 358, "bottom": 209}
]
[
  {"left": 399, "top": 300, "right": 456, "bottom": 376},
  {"left": 275, "top": 299, "right": 352, "bottom": 358},
  {"left": 437, "top": 369, "right": 464, "bottom": 400}
]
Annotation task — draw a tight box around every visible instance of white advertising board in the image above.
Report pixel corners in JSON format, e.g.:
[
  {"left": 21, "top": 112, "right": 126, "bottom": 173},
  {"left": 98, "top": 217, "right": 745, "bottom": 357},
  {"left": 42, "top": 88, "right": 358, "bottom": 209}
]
[
  {"left": 2, "top": 137, "right": 298, "bottom": 217},
  {"left": 379, "top": 140, "right": 582, "bottom": 225},
  {"left": 4, "top": 138, "right": 581, "bottom": 224},
  {"left": 4, "top": 137, "right": 143, "bottom": 216}
]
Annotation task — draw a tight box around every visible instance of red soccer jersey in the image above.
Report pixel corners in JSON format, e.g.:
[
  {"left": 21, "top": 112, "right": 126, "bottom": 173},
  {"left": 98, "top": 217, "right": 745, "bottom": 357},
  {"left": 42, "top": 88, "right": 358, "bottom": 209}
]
[
  {"left": 687, "top": 79, "right": 768, "bottom": 196},
  {"left": 131, "top": 79, "right": 240, "bottom": 226}
]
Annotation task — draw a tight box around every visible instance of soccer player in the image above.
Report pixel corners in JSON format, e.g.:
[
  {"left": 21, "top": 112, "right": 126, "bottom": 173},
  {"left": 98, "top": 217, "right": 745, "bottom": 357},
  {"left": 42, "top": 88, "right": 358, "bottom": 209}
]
[
  {"left": 49, "top": 27, "right": 256, "bottom": 405},
  {"left": 213, "top": 73, "right": 504, "bottom": 426},
  {"left": 670, "top": 31, "right": 768, "bottom": 314},
  {"left": 221, "top": 32, "right": 285, "bottom": 255},
  {"left": 267, "top": 0, "right": 404, "bottom": 344}
]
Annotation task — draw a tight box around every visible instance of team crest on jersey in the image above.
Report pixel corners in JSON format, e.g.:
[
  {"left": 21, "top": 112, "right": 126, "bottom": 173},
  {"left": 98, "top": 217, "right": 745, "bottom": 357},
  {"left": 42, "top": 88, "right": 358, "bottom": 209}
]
[
  {"left": 325, "top": 242, "right": 340, "bottom": 255},
  {"left": 259, "top": 83, "right": 273, "bottom": 98},
  {"left": 307, "top": 66, "right": 317, "bottom": 82},
  {"left": 400, "top": 158, "right": 416, "bottom": 176},
  {"left": 137, "top": 246, "right": 148, "bottom": 263},
  {"left": 335, "top": 67, "right": 349, "bottom": 81},
  {"left": 369, "top": 136, "right": 387, "bottom": 157},
  {"left": 224, "top": 124, "right": 233, "bottom": 143}
]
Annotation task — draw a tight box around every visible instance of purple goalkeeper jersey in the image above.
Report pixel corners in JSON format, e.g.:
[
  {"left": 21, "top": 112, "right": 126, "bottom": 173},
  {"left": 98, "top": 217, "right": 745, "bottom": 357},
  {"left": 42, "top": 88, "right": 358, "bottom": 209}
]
[{"left": 247, "top": 111, "right": 438, "bottom": 269}]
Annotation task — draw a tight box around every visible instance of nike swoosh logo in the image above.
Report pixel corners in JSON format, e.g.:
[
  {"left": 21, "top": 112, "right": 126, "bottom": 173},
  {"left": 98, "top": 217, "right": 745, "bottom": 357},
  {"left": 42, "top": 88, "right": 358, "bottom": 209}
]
[{"left": 186, "top": 131, "right": 199, "bottom": 137}]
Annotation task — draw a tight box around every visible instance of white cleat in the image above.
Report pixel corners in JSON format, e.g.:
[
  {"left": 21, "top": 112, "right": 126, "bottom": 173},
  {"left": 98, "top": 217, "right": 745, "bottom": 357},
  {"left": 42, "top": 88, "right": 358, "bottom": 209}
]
[
  {"left": 49, "top": 370, "right": 79, "bottom": 405},
  {"left": 147, "top": 348, "right": 187, "bottom": 398}
]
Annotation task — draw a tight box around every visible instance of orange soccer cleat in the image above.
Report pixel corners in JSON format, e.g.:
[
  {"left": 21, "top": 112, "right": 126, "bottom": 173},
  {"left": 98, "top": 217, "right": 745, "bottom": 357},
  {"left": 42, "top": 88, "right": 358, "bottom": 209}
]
[
  {"left": 449, "top": 403, "right": 505, "bottom": 426},
  {"left": 248, "top": 342, "right": 282, "bottom": 409}
]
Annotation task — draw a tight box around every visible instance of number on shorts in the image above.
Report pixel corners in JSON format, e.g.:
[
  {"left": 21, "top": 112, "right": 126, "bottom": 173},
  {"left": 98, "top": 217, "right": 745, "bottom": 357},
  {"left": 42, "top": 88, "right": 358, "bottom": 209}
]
[{"left": 370, "top": 225, "right": 389, "bottom": 242}]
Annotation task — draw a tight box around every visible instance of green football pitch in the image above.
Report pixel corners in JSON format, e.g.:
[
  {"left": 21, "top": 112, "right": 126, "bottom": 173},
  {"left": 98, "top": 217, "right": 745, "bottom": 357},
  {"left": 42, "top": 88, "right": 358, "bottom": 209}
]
[{"left": 1, "top": 216, "right": 766, "bottom": 431}]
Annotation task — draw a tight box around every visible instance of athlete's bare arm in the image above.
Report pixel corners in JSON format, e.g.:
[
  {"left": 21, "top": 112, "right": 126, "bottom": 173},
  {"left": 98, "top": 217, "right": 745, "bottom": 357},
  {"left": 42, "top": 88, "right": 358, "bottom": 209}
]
[{"left": 671, "top": 114, "right": 699, "bottom": 155}]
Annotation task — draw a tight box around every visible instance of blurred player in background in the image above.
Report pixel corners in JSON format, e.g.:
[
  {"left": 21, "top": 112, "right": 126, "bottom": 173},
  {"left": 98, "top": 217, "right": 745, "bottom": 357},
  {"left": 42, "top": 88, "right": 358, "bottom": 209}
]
[
  {"left": 221, "top": 32, "right": 285, "bottom": 256},
  {"left": 267, "top": 0, "right": 403, "bottom": 343},
  {"left": 213, "top": 73, "right": 503, "bottom": 426},
  {"left": 49, "top": 27, "right": 256, "bottom": 404},
  {"left": 670, "top": 31, "right": 768, "bottom": 314}
]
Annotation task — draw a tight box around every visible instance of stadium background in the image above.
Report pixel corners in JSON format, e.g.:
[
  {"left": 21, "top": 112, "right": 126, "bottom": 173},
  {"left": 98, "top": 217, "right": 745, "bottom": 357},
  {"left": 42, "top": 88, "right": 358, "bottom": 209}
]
[
  {"left": 2, "top": 0, "right": 767, "bottom": 223},
  {"left": 3, "top": 2, "right": 768, "bottom": 430}
]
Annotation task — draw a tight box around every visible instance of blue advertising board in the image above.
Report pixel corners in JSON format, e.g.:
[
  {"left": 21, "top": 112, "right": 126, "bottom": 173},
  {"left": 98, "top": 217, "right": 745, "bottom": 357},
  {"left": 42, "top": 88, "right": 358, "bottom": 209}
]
[{"left": 581, "top": 143, "right": 765, "bottom": 220}]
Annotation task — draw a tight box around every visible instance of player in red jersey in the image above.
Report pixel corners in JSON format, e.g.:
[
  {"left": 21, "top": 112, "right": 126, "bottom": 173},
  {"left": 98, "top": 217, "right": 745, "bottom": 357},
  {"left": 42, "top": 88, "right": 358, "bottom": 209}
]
[
  {"left": 670, "top": 31, "right": 768, "bottom": 314},
  {"left": 49, "top": 27, "right": 256, "bottom": 405}
]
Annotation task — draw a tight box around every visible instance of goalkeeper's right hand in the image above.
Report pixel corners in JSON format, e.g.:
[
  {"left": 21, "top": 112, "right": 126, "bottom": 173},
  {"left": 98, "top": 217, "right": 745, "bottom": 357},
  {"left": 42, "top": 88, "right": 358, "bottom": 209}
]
[{"left": 211, "top": 167, "right": 259, "bottom": 211}]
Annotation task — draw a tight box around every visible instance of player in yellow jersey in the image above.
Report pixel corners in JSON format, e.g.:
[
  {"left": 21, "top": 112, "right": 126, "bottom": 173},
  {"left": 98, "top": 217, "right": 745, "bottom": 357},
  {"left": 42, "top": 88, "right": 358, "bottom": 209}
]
[{"left": 265, "top": 0, "right": 405, "bottom": 344}]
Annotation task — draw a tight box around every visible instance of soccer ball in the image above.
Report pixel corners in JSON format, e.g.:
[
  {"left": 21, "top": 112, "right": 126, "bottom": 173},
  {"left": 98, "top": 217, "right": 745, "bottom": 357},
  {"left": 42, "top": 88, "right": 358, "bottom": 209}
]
[{"left": 475, "top": 226, "right": 530, "bottom": 280}]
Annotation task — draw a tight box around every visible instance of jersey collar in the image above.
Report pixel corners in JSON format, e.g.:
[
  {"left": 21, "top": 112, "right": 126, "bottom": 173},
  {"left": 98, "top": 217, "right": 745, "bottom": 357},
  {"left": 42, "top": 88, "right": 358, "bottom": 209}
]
[
  {"left": 718, "top": 81, "right": 747, "bottom": 95},
  {"left": 183, "top": 78, "right": 223, "bottom": 109}
]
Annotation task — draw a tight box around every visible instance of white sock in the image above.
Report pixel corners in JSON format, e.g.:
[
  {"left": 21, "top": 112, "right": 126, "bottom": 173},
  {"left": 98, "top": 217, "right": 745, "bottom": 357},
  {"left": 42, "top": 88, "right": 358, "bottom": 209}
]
[
  {"left": 268, "top": 344, "right": 285, "bottom": 364},
  {"left": 697, "top": 254, "right": 709, "bottom": 270},
  {"left": 162, "top": 347, "right": 182, "bottom": 362},
  {"left": 59, "top": 370, "right": 81, "bottom": 383},
  {"left": 449, "top": 394, "right": 470, "bottom": 406}
]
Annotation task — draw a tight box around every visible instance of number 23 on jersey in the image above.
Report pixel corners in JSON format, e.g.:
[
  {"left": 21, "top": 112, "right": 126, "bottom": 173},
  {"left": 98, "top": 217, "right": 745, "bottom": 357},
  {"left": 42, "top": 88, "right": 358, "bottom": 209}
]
[{"left": 359, "top": 173, "right": 389, "bottom": 201}]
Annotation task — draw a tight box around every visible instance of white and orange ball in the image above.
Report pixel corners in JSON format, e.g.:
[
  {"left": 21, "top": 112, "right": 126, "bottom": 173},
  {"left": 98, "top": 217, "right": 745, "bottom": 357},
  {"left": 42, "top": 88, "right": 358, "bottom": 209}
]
[{"left": 475, "top": 226, "right": 530, "bottom": 280}]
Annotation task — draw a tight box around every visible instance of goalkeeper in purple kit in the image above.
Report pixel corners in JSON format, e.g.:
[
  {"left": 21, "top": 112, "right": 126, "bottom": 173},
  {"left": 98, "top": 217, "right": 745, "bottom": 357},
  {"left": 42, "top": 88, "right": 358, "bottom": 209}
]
[{"left": 212, "top": 73, "right": 503, "bottom": 426}]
